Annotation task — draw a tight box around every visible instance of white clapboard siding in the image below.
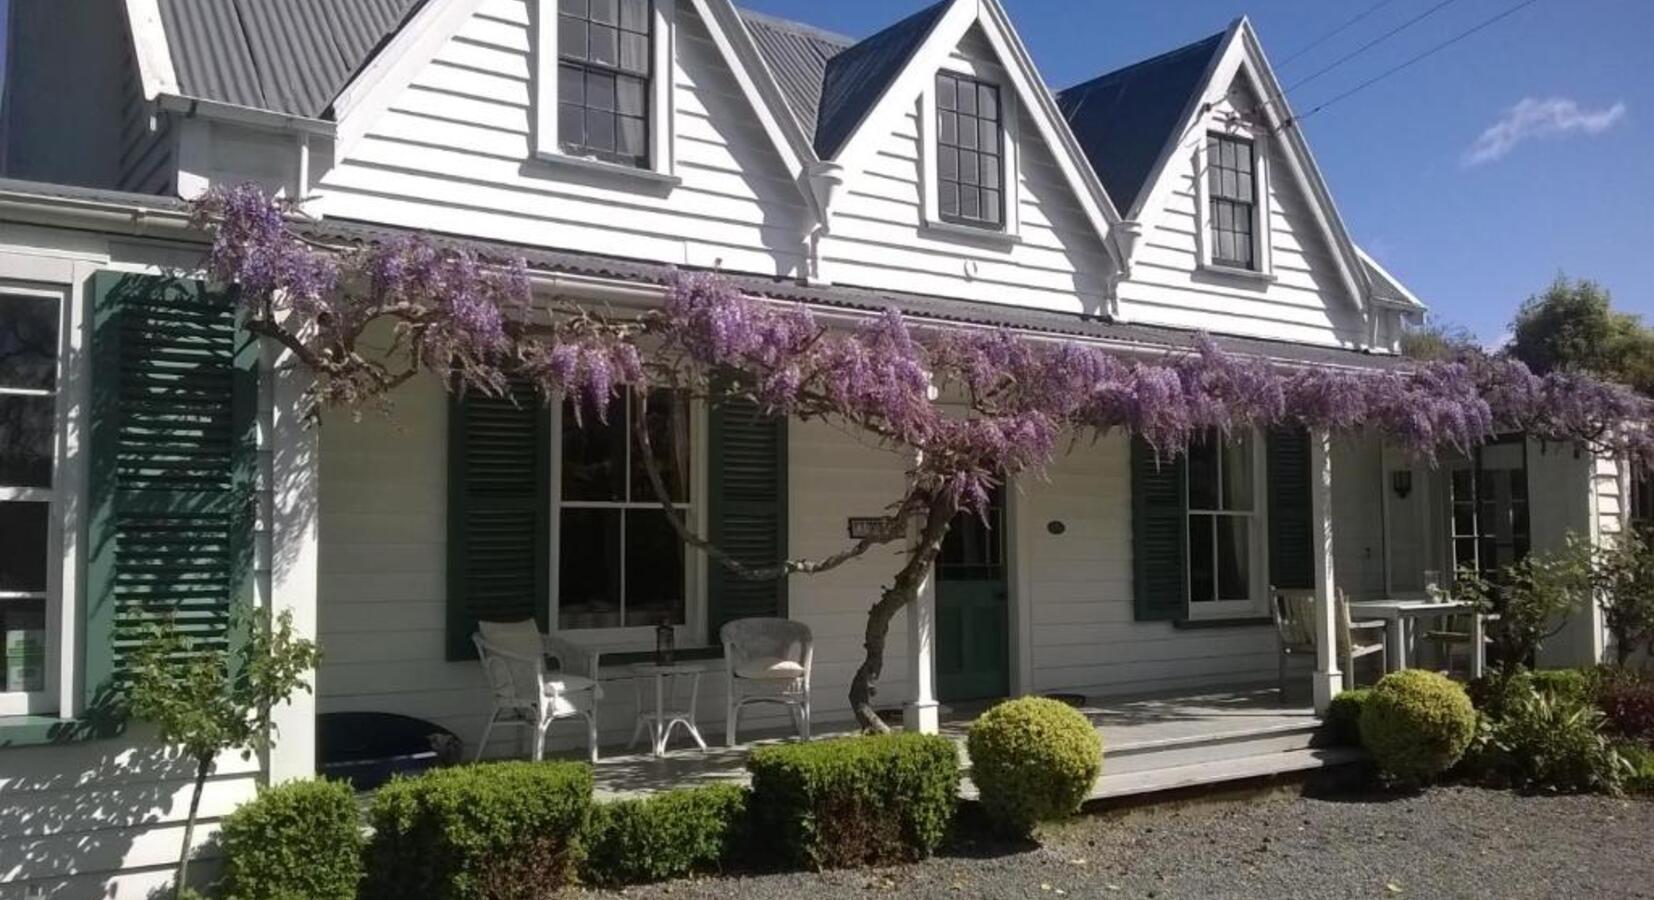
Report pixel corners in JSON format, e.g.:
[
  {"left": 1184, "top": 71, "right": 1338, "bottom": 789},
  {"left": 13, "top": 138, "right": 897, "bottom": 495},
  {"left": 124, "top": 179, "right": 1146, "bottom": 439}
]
[
  {"left": 317, "top": 0, "right": 812, "bottom": 279},
  {"left": 1118, "top": 75, "right": 1368, "bottom": 347},
  {"left": 822, "top": 29, "right": 1114, "bottom": 314},
  {"left": 1018, "top": 434, "right": 1277, "bottom": 698},
  {"left": 0, "top": 735, "right": 260, "bottom": 894}
]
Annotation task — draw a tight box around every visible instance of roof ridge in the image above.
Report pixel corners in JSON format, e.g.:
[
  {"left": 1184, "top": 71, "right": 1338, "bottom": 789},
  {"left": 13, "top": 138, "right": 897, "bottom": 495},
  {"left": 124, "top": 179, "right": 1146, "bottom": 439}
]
[
  {"left": 736, "top": 7, "right": 856, "bottom": 49},
  {"left": 1059, "top": 29, "right": 1226, "bottom": 96}
]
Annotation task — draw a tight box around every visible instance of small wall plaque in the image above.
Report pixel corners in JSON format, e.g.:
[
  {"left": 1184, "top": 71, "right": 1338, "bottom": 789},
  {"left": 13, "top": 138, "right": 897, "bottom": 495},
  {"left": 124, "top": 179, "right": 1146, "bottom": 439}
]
[
  {"left": 847, "top": 516, "right": 898, "bottom": 540},
  {"left": 1047, "top": 520, "right": 1067, "bottom": 535}
]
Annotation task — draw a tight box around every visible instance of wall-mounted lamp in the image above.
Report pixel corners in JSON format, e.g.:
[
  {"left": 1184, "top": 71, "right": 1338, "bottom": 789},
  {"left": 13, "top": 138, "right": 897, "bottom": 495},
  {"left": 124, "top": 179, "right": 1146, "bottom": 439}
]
[{"left": 1391, "top": 470, "right": 1413, "bottom": 499}]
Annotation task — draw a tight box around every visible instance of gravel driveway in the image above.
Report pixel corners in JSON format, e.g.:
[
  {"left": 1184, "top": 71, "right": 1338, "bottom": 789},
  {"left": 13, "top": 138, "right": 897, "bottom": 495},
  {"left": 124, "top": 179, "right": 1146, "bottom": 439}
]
[{"left": 577, "top": 787, "right": 1654, "bottom": 900}]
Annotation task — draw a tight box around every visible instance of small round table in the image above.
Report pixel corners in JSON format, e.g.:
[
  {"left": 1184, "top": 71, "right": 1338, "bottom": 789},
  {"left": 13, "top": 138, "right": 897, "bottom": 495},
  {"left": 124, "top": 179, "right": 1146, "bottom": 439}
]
[{"left": 628, "top": 662, "right": 709, "bottom": 757}]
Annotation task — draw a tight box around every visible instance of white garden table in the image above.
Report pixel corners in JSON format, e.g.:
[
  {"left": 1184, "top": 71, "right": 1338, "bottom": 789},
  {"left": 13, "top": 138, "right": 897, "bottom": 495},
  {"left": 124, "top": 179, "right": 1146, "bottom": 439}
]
[
  {"left": 628, "top": 661, "right": 709, "bottom": 757},
  {"left": 1347, "top": 598, "right": 1486, "bottom": 678}
]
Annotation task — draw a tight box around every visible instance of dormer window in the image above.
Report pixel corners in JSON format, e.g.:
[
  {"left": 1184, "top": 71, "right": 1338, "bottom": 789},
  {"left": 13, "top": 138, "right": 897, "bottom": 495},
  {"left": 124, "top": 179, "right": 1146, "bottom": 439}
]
[
  {"left": 1206, "top": 134, "right": 1255, "bottom": 270},
  {"left": 534, "top": 0, "right": 677, "bottom": 184},
  {"left": 557, "top": 0, "right": 652, "bottom": 167},
  {"left": 935, "top": 72, "right": 1004, "bottom": 229}
]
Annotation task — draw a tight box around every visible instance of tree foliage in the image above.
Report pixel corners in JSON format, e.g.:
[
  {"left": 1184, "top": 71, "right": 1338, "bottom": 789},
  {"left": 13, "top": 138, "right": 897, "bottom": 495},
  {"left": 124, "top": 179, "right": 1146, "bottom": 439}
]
[
  {"left": 1509, "top": 276, "right": 1654, "bottom": 395},
  {"left": 188, "top": 184, "right": 1654, "bottom": 730},
  {"left": 126, "top": 609, "right": 321, "bottom": 899}
]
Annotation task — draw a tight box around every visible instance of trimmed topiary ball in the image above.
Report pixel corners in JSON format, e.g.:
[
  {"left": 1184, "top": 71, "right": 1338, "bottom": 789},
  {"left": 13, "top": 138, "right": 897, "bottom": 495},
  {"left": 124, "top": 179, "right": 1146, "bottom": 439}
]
[
  {"left": 966, "top": 697, "right": 1102, "bottom": 836},
  {"left": 1359, "top": 669, "right": 1477, "bottom": 783}
]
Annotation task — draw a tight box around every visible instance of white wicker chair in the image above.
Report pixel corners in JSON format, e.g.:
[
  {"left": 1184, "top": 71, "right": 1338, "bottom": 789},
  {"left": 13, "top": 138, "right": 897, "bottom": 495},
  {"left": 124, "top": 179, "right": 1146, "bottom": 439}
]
[
  {"left": 472, "top": 619, "right": 604, "bottom": 763},
  {"left": 721, "top": 617, "right": 812, "bottom": 746}
]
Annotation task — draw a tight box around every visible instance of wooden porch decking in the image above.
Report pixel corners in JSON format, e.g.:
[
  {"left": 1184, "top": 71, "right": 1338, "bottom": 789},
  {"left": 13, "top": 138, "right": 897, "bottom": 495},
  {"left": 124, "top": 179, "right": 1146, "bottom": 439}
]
[{"left": 586, "top": 687, "right": 1361, "bottom": 802}]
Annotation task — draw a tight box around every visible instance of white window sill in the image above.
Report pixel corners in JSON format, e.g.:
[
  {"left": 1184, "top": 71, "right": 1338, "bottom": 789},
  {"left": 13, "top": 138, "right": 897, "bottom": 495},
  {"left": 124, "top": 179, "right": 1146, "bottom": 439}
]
[
  {"left": 920, "top": 218, "right": 1021, "bottom": 249},
  {"left": 532, "top": 152, "right": 683, "bottom": 192},
  {"left": 1198, "top": 262, "right": 1277, "bottom": 284}
]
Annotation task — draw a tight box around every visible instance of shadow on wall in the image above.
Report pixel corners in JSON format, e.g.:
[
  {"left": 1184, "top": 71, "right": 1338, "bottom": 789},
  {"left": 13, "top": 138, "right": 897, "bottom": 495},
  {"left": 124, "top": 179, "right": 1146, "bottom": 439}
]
[{"left": 0, "top": 727, "right": 228, "bottom": 898}]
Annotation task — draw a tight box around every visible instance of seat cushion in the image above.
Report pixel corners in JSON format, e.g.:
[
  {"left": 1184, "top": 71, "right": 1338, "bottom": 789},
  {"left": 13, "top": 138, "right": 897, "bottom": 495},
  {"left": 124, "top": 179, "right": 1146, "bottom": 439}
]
[
  {"left": 735, "top": 656, "right": 807, "bottom": 680},
  {"left": 544, "top": 674, "right": 596, "bottom": 694}
]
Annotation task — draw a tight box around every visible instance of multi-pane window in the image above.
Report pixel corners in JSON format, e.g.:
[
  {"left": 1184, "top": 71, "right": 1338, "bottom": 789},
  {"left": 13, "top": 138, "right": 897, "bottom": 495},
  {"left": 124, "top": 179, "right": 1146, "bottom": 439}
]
[
  {"left": 1449, "top": 441, "right": 1530, "bottom": 581},
  {"left": 0, "top": 291, "right": 59, "bottom": 703},
  {"left": 1207, "top": 134, "right": 1257, "bottom": 269},
  {"left": 558, "top": 389, "right": 690, "bottom": 630},
  {"left": 557, "top": 0, "right": 651, "bottom": 167},
  {"left": 936, "top": 72, "right": 1003, "bottom": 229},
  {"left": 1187, "top": 431, "right": 1258, "bottom": 607}
]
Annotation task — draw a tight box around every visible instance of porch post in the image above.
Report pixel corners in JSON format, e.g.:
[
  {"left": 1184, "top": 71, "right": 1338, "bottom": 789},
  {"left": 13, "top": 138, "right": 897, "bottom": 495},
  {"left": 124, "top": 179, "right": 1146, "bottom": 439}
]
[
  {"left": 264, "top": 335, "right": 321, "bottom": 783},
  {"left": 1309, "top": 429, "right": 1342, "bottom": 713},
  {"left": 903, "top": 567, "right": 940, "bottom": 733}
]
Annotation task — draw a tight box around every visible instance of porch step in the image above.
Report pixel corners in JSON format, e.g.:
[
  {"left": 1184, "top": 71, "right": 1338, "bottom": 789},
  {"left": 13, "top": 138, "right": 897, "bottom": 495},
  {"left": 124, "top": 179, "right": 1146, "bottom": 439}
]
[
  {"left": 1102, "top": 721, "right": 1330, "bottom": 776},
  {"left": 1088, "top": 746, "right": 1366, "bottom": 800}
]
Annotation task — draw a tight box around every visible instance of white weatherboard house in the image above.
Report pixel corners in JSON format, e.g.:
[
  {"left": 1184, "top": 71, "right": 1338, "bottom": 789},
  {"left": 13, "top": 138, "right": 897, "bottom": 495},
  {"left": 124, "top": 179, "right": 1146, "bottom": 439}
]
[{"left": 0, "top": 0, "right": 1643, "bottom": 896}]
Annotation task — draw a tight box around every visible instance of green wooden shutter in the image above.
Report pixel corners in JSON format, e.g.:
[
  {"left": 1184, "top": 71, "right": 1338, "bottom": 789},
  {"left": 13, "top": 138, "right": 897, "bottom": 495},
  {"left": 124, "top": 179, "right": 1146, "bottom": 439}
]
[
  {"left": 1267, "top": 426, "right": 1315, "bottom": 591},
  {"left": 707, "top": 398, "right": 788, "bottom": 641},
  {"left": 1130, "top": 437, "right": 1187, "bottom": 621},
  {"left": 446, "top": 381, "right": 550, "bottom": 660},
  {"left": 85, "top": 272, "right": 258, "bottom": 712}
]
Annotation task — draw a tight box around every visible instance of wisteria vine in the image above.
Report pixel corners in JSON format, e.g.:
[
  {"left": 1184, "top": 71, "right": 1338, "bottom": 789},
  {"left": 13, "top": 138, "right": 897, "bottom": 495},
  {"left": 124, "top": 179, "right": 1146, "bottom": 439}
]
[{"left": 191, "top": 184, "right": 1654, "bottom": 729}]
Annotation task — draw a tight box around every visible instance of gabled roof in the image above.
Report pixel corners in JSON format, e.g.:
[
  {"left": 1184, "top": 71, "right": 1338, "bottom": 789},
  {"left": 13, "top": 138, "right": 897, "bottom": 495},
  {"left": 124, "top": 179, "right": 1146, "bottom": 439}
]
[
  {"left": 1055, "top": 31, "right": 1224, "bottom": 218},
  {"left": 740, "top": 3, "right": 950, "bottom": 160},
  {"left": 155, "top": 0, "right": 425, "bottom": 117},
  {"left": 738, "top": 10, "right": 854, "bottom": 142},
  {"left": 812, "top": 2, "right": 949, "bottom": 159}
]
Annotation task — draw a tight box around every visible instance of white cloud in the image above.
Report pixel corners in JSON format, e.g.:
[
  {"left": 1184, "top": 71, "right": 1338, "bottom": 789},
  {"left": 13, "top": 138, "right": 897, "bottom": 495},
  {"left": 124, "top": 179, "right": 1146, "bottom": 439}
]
[{"left": 1462, "top": 97, "right": 1626, "bottom": 166}]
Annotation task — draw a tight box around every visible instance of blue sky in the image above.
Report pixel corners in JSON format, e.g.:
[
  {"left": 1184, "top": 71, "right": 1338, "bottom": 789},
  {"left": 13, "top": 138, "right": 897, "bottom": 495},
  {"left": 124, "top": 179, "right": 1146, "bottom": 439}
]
[{"left": 742, "top": 0, "right": 1652, "bottom": 343}]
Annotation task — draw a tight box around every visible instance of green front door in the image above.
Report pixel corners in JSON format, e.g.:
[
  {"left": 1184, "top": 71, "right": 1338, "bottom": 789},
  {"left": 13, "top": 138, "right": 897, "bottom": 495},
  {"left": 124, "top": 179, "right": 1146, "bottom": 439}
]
[{"left": 936, "top": 487, "right": 1009, "bottom": 703}]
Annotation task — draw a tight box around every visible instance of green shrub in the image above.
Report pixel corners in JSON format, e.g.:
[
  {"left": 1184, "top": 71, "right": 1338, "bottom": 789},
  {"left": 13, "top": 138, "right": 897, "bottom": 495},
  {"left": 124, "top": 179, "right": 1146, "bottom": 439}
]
[
  {"left": 1474, "top": 686, "right": 1628, "bottom": 794},
  {"left": 220, "top": 778, "right": 363, "bottom": 900},
  {"left": 966, "top": 697, "right": 1102, "bottom": 837},
  {"left": 1522, "top": 668, "right": 1593, "bottom": 704},
  {"left": 362, "top": 761, "right": 592, "bottom": 900},
  {"left": 1326, "top": 689, "right": 1372, "bottom": 746},
  {"left": 1617, "top": 742, "right": 1654, "bottom": 795},
  {"left": 581, "top": 784, "right": 749, "bottom": 885},
  {"left": 747, "top": 732, "right": 958, "bottom": 869},
  {"left": 1359, "top": 670, "right": 1477, "bottom": 784}
]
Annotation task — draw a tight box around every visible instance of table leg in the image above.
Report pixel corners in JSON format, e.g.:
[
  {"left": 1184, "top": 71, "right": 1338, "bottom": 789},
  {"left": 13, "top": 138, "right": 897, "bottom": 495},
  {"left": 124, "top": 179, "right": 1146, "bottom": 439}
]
[
  {"left": 1387, "top": 617, "right": 1408, "bottom": 671},
  {"left": 653, "top": 672, "right": 667, "bottom": 757},
  {"left": 684, "top": 671, "right": 707, "bottom": 751},
  {"left": 1470, "top": 613, "right": 1486, "bottom": 680}
]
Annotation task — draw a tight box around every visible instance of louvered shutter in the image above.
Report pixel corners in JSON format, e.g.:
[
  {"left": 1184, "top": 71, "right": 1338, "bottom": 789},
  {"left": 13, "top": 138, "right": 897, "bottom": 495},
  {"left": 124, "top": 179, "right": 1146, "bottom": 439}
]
[
  {"left": 1130, "top": 437, "right": 1187, "bottom": 621},
  {"left": 707, "top": 398, "right": 788, "bottom": 641},
  {"left": 446, "top": 382, "right": 550, "bottom": 660},
  {"left": 84, "top": 272, "right": 258, "bottom": 710},
  {"left": 1267, "top": 426, "right": 1315, "bottom": 591}
]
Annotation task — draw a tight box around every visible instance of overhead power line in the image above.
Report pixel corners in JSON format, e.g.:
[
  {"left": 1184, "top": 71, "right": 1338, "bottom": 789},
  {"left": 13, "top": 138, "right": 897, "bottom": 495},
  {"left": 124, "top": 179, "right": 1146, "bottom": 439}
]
[
  {"left": 1285, "top": 0, "right": 1544, "bottom": 128},
  {"left": 1277, "top": 0, "right": 1402, "bottom": 67},
  {"left": 1284, "top": 0, "right": 1467, "bottom": 93}
]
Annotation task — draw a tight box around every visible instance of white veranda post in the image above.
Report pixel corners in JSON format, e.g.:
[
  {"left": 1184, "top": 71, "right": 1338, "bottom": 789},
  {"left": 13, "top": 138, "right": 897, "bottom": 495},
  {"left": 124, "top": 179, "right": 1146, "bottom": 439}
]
[
  {"left": 1309, "top": 429, "right": 1341, "bottom": 713},
  {"left": 903, "top": 565, "right": 940, "bottom": 733}
]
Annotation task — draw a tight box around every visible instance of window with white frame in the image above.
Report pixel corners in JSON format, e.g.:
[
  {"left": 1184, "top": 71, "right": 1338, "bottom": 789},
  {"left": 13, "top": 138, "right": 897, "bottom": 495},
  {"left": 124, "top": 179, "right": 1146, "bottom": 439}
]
[
  {"left": 536, "top": 0, "right": 674, "bottom": 177},
  {"left": 555, "top": 389, "right": 693, "bottom": 631},
  {"left": 0, "top": 289, "right": 63, "bottom": 713},
  {"left": 1206, "top": 134, "right": 1257, "bottom": 270},
  {"left": 1186, "top": 429, "right": 1264, "bottom": 614}
]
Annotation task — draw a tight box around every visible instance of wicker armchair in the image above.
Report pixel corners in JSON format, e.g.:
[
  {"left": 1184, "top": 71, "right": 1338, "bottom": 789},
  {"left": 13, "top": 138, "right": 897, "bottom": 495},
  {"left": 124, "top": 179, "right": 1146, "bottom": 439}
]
[
  {"left": 472, "top": 619, "right": 604, "bottom": 763},
  {"left": 721, "top": 617, "right": 812, "bottom": 746}
]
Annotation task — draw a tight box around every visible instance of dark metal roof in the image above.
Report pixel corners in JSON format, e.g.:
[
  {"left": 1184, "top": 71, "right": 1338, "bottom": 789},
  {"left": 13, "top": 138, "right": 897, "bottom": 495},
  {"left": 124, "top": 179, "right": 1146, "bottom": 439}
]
[
  {"left": 812, "top": 2, "right": 948, "bottom": 159},
  {"left": 157, "top": 0, "right": 426, "bottom": 117},
  {"left": 1055, "top": 31, "right": 1226, "bottom": 216},
  {"left": 738, "top": 9, "right": 853, "bottom": 140}
]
